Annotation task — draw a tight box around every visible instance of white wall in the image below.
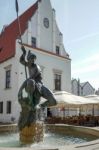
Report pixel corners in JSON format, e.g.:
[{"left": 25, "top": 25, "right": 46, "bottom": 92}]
[
  {"left": 71, "top": 79, "right": 95, "bottom": 96},
  {"left": 0, "top": 0, "right": 71, "bottom": 123},
  {"left": 71, "top": 80, "right": 78, "bottom": 95},
  {"left": 37, "top": 0, "right": 53, "bottom": 51},
  {"left": 0, "top": 56, "right": 20, "bottom": 123},
  {"left": 26, "top": 0, "right": 68, "bottom": 58},
  {"left": 22, "top": 45, "right": 71, "bottom": 92},
  {"left": 83, "top": 83, "right": 95, "bottom": 96}
]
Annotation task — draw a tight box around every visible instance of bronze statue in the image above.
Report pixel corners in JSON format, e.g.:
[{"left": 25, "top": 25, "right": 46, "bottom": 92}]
[
  {"left": 15, "top": 0, "right": 57, "bottom": 144},
  {"left": 18, "top": 46, "right": 57, "bottom": 131}
]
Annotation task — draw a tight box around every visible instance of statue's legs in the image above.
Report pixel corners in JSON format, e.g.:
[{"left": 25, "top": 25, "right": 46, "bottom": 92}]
[
  {"left": 41, "top": 85, "right": 57, "bottom": 107},
  {"left": 18, "top": 79, "right": 44, "bottom": 144},
  {"left": 20, "top": 122, "right": 44, "bottom": 144}
]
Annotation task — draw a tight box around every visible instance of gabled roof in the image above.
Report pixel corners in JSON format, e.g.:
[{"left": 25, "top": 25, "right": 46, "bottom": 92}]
[
  {"left": 71, "top": 78, "right": 81, "bottom": 87},
  {"left": 71, "top": 78, "right": 77, "bottom": 83},
  {"left": 80, "top": 81, "right": 95, "bottom": 90},
  {"left": 80, "top": 82, "right": 87, "bottom": 87},
  {"left": 0, "top": 1, "right": 38, "bottom": 63}
]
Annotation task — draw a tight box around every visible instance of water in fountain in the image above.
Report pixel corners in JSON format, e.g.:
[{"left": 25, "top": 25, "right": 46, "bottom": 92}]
[{"left": 0, "top": 126, "right": 98, "bottom": 148}]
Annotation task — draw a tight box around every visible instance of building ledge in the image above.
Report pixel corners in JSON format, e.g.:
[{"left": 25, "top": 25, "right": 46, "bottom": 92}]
[{"left": 23, "top": 43, "right": 71, "bottom": 61}]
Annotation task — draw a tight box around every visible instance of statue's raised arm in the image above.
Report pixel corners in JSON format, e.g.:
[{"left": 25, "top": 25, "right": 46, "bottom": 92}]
[{"left": 20, "top": 46, "right": 28, "bottom": 66}]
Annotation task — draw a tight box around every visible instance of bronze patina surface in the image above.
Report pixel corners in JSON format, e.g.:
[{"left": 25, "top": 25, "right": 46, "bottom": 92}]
[{"left": 18, "top": 46, "right": 57, "bottom": 143}]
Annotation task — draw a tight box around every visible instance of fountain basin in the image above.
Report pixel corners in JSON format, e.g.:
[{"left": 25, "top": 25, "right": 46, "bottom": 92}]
[
  {"left": 0, "top": 124, "right": 99, "bottom": 149},
  {"left": 46, "top": 124, "right": 99, "bottom": 137}
]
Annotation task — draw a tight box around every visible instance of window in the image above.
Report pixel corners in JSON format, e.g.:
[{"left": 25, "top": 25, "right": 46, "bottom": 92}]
[
  {"left": 0, "top": 102, "right": 3, "bottom": 113},
  {"left": 54, "top": 74, "right": 61, "bottom": 91},
  {"left": 31, "top": 37, "right": 36, "bottom": 48},
  {"left": 7, "top": 101, "right": 11, "bottom": 114},
  {"left": 4, "top": 65, "right": 12, "bottom": 89},
  {"left": 56, "top": 46, "right": 60, "bottom": 55},
  {"left": 5, "top": 70, "right": 11, "bottom": 89}
]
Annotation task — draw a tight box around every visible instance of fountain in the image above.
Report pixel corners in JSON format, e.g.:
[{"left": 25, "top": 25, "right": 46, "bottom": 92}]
[
  {"left": 0, "top": 1, "right": 98, "bottom": 149},
  {"left": 0, "top": 46, "right": 99, "bottom": 148},
  {"left": 0, "top": 124, "right": 99, "bottom": 148},
  {"left": 15, "top": 1, "right": 56, "bottom": 144},
  {"left": 0, "top": 50, "right": 98, "bottom": 150},
  {"left": 18, "top": 46, "right": 57, "bottom": 144}
]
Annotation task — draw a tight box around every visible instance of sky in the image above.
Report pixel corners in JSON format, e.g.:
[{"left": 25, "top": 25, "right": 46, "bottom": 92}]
[{"left": 0, "top": 0, "right": 99, "bottom": 90}]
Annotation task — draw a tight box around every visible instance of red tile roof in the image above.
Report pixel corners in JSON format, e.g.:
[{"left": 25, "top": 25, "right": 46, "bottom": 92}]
[{"left": 0, "top": 1, "right": 38, "bottom": 63}]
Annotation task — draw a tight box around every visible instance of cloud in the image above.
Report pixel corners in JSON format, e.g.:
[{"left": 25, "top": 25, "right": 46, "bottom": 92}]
[
  {"left": 72, "top": 53, "right": 99, "bottom": 68},
  {"left": 72, "top": 66, "right": 99, "bottom": 89},
  {"left": 83, "top": 77, "right": 99, "bottom": 89},
  {"left": 72, "top": 63, "right": 99, "bottom": 75},
  {"left": 89, "top": 78, "right": 99, "bottom": 89},
  {"left": 72, "top": 52, "right": 99, "bottom": 85},
  {"left": 71, "top": 51, "right": 99, "bottom": 89},
  {"left": 67, "top": 32, "right": 99, "bottom": 44},
  {"left": 81, "top": 53, "right": 99, "bottom": 64}
]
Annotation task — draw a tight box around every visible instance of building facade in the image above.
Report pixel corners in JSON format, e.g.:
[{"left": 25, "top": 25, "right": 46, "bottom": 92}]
[
  {"left": 71, "top": 79, "right": 95, "bottom": 96},
  {"left": 0, "top": 0, "right": 71, "bottom": 123},
  {"left": 95, "top": 89, "right": 99, "bottom": 95}
]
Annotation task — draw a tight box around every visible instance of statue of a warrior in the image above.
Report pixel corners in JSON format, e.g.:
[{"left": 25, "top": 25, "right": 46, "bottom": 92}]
[{"left": 18, "top": 46, "right": 57, "bottom": 130}]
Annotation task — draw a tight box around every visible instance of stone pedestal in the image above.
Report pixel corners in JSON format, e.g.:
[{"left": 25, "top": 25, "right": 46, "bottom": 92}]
[{"left": 19, "top": 122, "right": 44, "bottom": 144}]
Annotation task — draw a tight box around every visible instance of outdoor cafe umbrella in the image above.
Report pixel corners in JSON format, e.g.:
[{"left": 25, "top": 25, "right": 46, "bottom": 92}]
[
  {"left": 52, "top": 91, "right": 99, "bottom": 108},
  {"left": 40, "top": 91, "right": 99, "bottom": 112}
]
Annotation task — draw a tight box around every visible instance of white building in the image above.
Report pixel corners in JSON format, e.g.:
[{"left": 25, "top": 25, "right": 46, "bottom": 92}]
[
  {"left": 0, "top": 0, "right": 71, "bottom": 123},
  {"left": 80, "top": 82, "right": 95, "bottom": 96},
  {"left": 71, "top": 79, "right": 81, "bottom": 96},
  {"left": 71, "top": 79, "right": 95, "bottom": 96},
  {"left": 95, "top": 89, "right": 99, "bottom": 95}
]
